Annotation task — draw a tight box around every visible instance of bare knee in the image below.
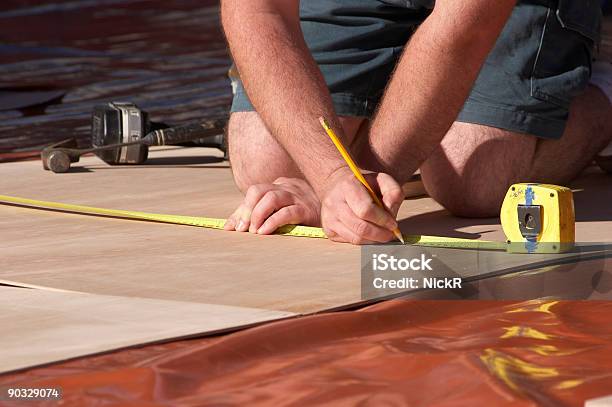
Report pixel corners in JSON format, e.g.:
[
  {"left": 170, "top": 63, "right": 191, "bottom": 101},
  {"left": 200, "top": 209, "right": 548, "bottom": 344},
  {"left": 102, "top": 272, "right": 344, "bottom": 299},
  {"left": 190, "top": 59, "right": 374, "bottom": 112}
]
[
  {"left": 228, "top": 113, "right": 367, "bottom": 193},
  {"left": 421, "top": 123, "right": 535, "bottom": 218},
  {"left": 424, "top": 175, "right": 506, "bottom": 218},
  {"left": 529, "top": 85, "right": 612, "bottom": 182},
  {"left": 228, "top": 112, "right": 301, "bottom": 193}
]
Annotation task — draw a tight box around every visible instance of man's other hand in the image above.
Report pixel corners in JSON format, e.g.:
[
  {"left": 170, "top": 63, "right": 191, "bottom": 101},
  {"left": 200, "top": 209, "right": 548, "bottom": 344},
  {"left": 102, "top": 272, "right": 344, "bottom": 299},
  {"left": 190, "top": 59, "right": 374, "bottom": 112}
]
[
  {"left": 224, "top": 177, "right": 321, "bottom": 235},
  {"left": 321, "top": 167, "right": 404, "bottom": 245}
]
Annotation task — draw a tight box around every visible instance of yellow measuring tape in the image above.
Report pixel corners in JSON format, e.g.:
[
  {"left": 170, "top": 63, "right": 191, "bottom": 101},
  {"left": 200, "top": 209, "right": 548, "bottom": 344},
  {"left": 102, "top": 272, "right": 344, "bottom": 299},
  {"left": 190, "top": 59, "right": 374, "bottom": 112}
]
[{"left": 0, "top": 194, "right": 505, "bottom": 251}]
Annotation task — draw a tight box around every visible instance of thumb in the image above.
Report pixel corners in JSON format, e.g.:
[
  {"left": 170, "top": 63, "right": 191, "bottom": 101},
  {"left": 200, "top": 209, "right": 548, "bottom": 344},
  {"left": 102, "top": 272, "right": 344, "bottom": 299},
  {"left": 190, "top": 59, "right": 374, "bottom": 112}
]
[{"left": 376, "top": 173, "right": 405, "bottom": 216}]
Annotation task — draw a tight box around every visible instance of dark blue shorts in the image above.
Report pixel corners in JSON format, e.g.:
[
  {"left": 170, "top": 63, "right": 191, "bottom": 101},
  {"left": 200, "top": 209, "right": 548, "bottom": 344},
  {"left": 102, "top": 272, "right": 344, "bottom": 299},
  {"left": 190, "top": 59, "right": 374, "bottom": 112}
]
[{"left": 231, "top": 0, "right": 601, "bottom": 139}]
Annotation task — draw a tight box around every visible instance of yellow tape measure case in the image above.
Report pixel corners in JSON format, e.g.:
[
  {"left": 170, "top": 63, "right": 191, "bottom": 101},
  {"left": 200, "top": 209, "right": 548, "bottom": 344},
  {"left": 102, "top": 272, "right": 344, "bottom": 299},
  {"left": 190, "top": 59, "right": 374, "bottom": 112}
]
[{"left": 501, "top": 184, "right": 575, "bottom": 253}]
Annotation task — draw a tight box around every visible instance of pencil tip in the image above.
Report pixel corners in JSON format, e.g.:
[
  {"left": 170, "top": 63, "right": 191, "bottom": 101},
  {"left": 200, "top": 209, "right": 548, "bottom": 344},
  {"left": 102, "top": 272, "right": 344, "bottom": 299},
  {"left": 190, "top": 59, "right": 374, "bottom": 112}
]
[{"left": 395, "top": 230, "right": 405, "bottom": 245}]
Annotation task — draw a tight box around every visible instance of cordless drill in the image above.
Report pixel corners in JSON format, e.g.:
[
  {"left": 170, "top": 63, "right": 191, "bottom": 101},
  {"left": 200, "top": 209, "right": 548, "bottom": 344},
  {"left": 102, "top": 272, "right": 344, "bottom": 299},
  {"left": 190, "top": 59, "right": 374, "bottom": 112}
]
[{"left": 42, "top": 102, "right": 227, "bottom": 173}]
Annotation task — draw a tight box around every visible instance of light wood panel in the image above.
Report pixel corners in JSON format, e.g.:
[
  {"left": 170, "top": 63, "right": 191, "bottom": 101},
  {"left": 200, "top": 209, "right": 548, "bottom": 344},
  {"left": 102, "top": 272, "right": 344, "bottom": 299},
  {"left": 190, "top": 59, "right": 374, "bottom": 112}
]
[
  {"left": 0, "top": 147, "right": 610, "bottom": 314},
  {"left": 0, "top": 286, "right": 294, "bottom": 374}
]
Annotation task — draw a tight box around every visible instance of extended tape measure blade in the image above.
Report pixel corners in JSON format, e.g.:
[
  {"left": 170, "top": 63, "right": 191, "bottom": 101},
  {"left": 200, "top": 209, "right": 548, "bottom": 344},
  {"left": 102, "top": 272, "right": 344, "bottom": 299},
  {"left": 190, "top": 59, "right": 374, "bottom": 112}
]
[{"left": 0, "top": 194, "right": 504, "bottom": 250}]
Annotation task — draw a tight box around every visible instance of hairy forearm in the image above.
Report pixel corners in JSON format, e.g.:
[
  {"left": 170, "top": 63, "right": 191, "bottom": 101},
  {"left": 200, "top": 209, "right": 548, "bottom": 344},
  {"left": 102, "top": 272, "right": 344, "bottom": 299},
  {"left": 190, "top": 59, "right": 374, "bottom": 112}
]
[
  {"left": 367, "top": 1, "right": 516, "bottom": 182},
  {"left": 221, "top": 1, "right": 346, "bottom": 196}
]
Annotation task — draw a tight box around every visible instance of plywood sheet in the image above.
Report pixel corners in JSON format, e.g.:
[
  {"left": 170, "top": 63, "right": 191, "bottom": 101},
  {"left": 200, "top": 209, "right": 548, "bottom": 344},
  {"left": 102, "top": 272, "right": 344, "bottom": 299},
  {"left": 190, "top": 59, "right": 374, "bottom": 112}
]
[
  {"left": 1, "top": 147, "right": 611, "bottom": 314},
  {"left": 0, "top": 286, "right": 294, "bottom": 374}
]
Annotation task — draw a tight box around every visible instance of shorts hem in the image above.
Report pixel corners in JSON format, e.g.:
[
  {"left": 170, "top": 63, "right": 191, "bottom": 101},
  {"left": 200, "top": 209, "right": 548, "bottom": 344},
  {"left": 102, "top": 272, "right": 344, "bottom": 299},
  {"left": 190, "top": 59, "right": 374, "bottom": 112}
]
[
  {"left": 230, "top": 90, "right": 378, "bottom": 118},
  {"left": 457, "top": 102, "right": 567, "bottom": 140}
]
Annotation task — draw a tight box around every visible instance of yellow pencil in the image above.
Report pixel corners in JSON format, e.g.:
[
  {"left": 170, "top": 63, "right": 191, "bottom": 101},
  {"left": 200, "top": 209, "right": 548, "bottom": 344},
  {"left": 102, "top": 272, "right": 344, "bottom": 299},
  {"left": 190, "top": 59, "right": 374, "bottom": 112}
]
[{"left": 319, "top": 117, "right": 405, "bottom": 244}]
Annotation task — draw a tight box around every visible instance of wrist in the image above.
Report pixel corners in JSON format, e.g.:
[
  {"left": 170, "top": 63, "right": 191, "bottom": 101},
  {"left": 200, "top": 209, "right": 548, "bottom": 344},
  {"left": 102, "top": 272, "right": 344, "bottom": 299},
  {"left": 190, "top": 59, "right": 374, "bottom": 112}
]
[
  {"left": 301, "top": 118, "right": 353, "bottom": 199},
  {"left": 367, "top": 126, "right": 429, "bottom": 184},
  {"left": 316, "top": 165, "right": 352, "bottom": 199}
]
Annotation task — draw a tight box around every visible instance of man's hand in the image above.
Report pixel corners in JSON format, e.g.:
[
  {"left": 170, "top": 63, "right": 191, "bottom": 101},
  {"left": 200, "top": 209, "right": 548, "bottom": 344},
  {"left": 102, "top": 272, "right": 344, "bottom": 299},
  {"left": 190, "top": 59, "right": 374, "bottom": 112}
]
[
  {"left": 320, "top": 167, "right": 404, "bottom": 244},
  {"left": 224, "top": 177, "right": 321, "bottom": 235}
]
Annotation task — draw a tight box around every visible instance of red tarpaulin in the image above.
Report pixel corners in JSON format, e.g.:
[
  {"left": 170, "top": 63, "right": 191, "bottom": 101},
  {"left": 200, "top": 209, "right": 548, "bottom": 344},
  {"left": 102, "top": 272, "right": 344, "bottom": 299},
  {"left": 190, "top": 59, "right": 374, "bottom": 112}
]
[{"left": 2, "top": 300, "right": 612, "bottom": 406}]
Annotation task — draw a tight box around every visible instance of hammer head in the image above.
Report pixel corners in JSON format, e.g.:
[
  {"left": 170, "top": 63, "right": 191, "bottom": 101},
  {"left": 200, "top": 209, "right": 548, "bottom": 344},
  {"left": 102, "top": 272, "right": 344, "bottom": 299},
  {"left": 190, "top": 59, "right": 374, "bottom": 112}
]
[{"left": 41, "top": 138, "right": 81, "bottom": 173}]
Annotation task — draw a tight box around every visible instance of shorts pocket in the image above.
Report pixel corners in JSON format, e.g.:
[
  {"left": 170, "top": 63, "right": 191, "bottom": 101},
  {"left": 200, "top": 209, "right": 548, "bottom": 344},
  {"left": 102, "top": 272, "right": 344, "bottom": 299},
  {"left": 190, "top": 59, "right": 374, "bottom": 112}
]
[
  {"left": 530, "top": 0, "right": 602, "bottom": 108},
  {"left": 556, "top": 0, "right": 601, "bottom": 42}
]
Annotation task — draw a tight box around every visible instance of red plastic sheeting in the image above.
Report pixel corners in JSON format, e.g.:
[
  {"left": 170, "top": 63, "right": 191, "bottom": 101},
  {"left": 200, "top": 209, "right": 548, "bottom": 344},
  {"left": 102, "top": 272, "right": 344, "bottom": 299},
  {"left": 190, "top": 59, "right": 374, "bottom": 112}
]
[{"left": 2, "top": 300, "right": 612, "bottom": 406}]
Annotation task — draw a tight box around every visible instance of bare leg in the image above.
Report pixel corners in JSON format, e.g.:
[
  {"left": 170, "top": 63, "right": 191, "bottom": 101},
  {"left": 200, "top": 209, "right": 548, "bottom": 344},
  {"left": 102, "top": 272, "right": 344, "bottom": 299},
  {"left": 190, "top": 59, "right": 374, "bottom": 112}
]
[
  {"left": 421, "top": 85, "right": 612, "bottom": 217},
  {"left": 228, "top": 111, "right": 365, "bottom": 192},
  {"left": 531, "top": 86, "right": 612, "bottom": 182}
]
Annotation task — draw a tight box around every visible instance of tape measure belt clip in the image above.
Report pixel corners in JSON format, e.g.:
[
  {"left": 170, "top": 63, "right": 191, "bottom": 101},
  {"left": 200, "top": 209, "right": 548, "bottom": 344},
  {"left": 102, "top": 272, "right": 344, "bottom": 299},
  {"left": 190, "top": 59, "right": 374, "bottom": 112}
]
[{"left": 518, "top": 204, "right": 543, "bottom": 239}]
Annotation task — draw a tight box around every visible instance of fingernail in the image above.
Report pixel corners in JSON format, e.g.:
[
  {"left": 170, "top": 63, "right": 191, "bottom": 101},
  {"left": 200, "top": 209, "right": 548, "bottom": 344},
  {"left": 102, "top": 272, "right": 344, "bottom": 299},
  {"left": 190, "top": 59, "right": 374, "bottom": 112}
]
[{"left": 236, "top": 220, "right": 245, "bottom": 231}]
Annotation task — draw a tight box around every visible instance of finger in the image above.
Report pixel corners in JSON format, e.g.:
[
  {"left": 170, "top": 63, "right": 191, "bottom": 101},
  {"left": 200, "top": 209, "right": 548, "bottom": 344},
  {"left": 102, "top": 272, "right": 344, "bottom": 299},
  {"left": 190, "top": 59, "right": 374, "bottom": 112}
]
[
  {"left": 244, "top": 184, "right": 275, "bottom": 208},
  {"left": 376, "top": 173, "right": 405, "bottom": 216},
  {"left": 257, "top": 205, "right": 303, "bottom": 235},
  {"left": 272, "top": 177, "right": 290, "bottom": 185},
  {"left": 344, "top": 186, "right": 397, "bottom": 231},
  {"left": 336, "top": 203, "right": 395, "bottom": 243},
  {"left": 231, "top": 204, "right": 253, "bottom": 232},
  {"left": 236, "top": 184, "right": 275, "bottom": 232},
  {"left": 223, "top": 210, "right": 238, "bottom": 231},
  {"left": 249, "top": 190, "right": 292, "bottom": 233},
  {"left": 224, "top": 204, "right": 246, "bottom": 231},
  {"left": 324, "top": 216, "right": 377, "bottom": 245}
]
